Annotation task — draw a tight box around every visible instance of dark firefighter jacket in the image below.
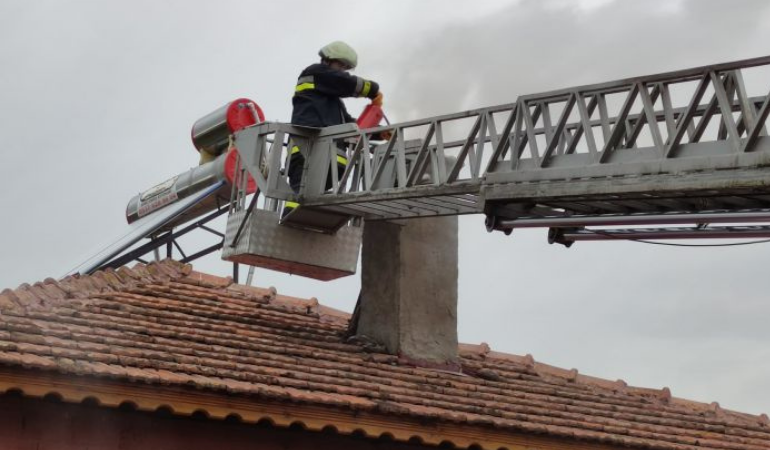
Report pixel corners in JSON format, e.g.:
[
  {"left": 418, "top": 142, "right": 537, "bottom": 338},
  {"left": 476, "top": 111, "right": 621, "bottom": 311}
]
[{"left": 291, "top": 63, "right": 380, "bottom": 127}]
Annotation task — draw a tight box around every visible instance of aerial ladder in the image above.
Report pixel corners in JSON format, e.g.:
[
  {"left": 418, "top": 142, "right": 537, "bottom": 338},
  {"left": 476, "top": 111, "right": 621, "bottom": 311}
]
[{"left": 72, "top": 55, "right": 770, "bottom": 281}]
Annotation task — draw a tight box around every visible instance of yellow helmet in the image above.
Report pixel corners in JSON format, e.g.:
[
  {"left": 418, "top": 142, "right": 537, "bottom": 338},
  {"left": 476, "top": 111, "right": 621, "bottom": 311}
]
[{"left": 319, "top": 41, "right": 358, "bottom": 69}]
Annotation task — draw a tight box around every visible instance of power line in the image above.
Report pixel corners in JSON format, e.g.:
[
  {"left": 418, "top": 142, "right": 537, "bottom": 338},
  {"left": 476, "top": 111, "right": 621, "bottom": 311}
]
[{"left": 584, "top": 228, "right": 770, "bottom": 247}]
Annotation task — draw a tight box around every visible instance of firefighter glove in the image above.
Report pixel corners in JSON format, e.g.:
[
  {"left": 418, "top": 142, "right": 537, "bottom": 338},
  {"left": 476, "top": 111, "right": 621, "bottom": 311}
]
[{"left": 372, "top": 92, "right": 384, "bottom": 106}]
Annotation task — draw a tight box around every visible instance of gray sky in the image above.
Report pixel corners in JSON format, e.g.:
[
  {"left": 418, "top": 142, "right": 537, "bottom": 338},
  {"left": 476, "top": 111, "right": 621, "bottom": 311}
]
[{"left": 1, "top": 0, "right": 769, "bottom": 415}]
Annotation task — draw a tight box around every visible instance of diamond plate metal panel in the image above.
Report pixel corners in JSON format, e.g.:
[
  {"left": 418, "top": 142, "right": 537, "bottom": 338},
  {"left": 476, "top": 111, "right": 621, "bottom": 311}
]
[{"left": 222, "top": 209, "right": 362, "bottom": 281}]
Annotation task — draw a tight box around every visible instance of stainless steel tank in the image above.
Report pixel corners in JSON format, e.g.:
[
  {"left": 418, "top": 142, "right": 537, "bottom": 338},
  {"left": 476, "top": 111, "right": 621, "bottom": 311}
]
[
  {"left": 125, "top": 150, "right": 256, "bottom": 231},
  {"left": 191, "top": 98, "right": 264, "bottom": 154},
  {"left": 126, "top": 154, "right": 228, "bottom": 224}
]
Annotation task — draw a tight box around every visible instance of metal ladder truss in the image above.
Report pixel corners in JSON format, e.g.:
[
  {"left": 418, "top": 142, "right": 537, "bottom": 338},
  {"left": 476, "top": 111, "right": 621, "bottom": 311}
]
[{"left": 231, "top": 55, "right": 770, "bottom": 240}]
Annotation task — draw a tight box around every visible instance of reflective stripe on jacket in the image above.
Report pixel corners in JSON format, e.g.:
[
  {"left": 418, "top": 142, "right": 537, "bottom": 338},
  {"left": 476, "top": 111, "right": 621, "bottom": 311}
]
[{"left": 289, "top": 144, "right": 348, "bottom": 166}]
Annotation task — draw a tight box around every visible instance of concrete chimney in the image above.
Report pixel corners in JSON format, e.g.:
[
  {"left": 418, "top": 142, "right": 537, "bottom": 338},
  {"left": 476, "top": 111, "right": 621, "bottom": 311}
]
[{"left": 354, "top": 216, "right": 459, "bottom": 367}]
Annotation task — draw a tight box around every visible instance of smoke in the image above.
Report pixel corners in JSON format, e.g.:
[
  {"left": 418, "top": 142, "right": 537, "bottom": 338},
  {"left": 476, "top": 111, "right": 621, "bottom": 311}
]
[{"left": 367, "top": 0, "right": 770, "bottom": 121}]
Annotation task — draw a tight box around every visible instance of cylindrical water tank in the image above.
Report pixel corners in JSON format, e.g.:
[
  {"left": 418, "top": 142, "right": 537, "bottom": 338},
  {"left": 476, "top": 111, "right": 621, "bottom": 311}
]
[
  {"left": 191, "top": 98, "right": 265, "bottom": 154},
  {"left": 126, "top": 150, "right": 257, "bottom": 225}
]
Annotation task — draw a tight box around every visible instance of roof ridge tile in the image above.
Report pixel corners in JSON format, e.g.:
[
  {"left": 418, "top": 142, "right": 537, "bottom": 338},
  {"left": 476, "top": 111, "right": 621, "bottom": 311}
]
[
  {"left": 0, "top": 289, "right": 23, "bottom": 310},
  {"left": 114, "top": 265, "right": 142, "bottom": 282},
  {"left": 484, "top": 349, "right": 536, "bottom": 369},
  {"left": 181, "top": 271, "right": 233, "bottom": 288},
  {"left": 37, "top": 280, "right": 71, "bottom": 300},
  {"left": 458, "top": 342, "right": 491, "bottom": 360},
  {"left": 224, "top": 284, "right": 275, "bottom": 302},
  {"left": 532, "top": 361, "right": 579, "bottom": 383}
]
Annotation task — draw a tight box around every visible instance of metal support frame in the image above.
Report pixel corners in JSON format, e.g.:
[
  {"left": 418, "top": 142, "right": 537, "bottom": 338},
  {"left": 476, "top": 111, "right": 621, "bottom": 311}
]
[{"left": 98, "top": 205, "right": 229, "bottom": 271}]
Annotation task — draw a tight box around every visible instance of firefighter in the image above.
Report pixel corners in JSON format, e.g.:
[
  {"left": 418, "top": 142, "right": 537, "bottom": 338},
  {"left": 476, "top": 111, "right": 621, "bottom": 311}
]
[{"left": 285, "top": 41, "right": 384, "bottom": 213}]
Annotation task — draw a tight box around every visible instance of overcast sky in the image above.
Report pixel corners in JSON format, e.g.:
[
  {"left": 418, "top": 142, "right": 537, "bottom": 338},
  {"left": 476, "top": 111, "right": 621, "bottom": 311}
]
[{"left": 2, "top": 0, "right": 770, "bottom": 415}]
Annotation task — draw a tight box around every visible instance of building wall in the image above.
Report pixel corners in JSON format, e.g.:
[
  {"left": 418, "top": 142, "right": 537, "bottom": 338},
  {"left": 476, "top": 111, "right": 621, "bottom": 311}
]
[{"left": 0, "top": 392, "right": 433, "bottom": 450}]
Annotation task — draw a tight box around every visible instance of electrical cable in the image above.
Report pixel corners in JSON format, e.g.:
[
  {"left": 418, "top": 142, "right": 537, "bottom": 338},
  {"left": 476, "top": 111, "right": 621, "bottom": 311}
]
[{"left": 582, "top": 228, "right": 770, "bottom": 247}]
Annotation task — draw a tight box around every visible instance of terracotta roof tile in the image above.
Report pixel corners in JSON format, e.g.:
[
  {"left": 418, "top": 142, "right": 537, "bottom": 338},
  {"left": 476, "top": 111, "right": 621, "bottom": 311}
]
[{"left": 0, "top": 259, "right": 768, "bottom": 450}]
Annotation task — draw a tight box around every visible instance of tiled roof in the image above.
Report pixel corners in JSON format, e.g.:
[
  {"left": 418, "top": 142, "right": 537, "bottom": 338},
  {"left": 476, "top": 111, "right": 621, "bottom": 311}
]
[{"left": 0, "top": 260, "right": 768, "bottom": 450}]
